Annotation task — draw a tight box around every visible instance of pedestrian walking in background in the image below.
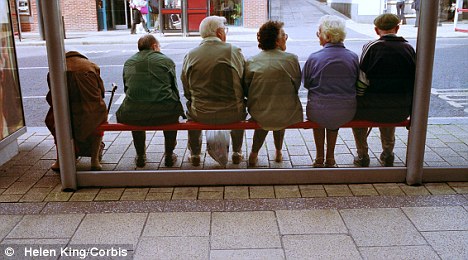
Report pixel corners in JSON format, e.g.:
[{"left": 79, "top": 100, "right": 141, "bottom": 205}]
[
  {"left": 352, "top": 13, "right": 416, "bottom": 167},
  {"left": 149, "top": 0, "right": 160, "bottom": 32},
  {"left": 244, "top": 20, "right": 302, "bottom": 167},
  {"left": 412, "top": 0, "right": 421, "bottom": 27},
  {"left": 396, "top": 0, "right": 407, "bottom": 24},
  {"left": 129, "top": 0, "right": 150, "bottom": 34},
  {"left": 302, "top": 15, "right": 359, "bottom": 168}
]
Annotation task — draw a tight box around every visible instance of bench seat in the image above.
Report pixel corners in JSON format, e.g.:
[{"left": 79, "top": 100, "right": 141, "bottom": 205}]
[{"left": 98, "top": 119, "right": 411, "bottom": 131}]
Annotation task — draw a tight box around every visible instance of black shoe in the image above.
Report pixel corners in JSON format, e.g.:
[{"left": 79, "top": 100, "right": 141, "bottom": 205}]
[
  {"left": 232, "top": 152, "right": 243, "bottom": 164},
  {"left": 135, "top": 154, "right": 146, "bottom": 168},
  {"left": 380, "top": 152, "right": 395, "bottom": 167},
  {"left": 353, "top": 155, "right": 370, "bottom": 167},
  {"left": 189, "top": 154, "right": 201, "bottom": 166},
  {"left": 164, "top": 153, "right": 177, "bottom": 167}
]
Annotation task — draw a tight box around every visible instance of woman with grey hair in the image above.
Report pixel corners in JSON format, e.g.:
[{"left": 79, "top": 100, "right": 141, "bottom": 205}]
[{"left": 302, "top": 15, "right": 359, "bottom": 168}]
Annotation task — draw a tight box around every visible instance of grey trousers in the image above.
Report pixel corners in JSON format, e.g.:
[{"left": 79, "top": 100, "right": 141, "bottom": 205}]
[
  {"left": 251, "top": 129, "right": 285, "bottom": 153},
  {"left": 188, "top": 130, "right": 244, "bottom": 155},
  {"left": 352, "top": 127, "right": 395, "bottom": 157}
]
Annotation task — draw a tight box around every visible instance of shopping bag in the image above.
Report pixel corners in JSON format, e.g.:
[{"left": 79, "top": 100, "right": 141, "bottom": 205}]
[{"left": 206, "top": 130, "right": 230, "bottom": 166}]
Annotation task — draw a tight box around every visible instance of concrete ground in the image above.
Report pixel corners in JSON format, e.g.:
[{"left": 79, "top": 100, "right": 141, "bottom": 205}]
[{"left": 2, "top": 0, "right": 467, "bottom": 259}]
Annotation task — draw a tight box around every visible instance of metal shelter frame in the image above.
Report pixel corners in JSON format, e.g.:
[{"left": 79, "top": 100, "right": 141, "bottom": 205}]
[{"left": 41, "top": 0, "right": 468, "bottom": 190}]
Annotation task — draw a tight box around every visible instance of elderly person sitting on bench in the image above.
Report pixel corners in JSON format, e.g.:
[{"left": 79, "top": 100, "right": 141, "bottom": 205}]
[
  {"left": 302, "top": 15, "right": 359, "bottom": 168},
  {"left": 116, "top": 35, "right": 184, "bottom": 168},
  {"left": 181, "top": 16, "right": 247, "bottom": 166},
  {"left": 244, "top": 20, "right": 303, "bottom": 167},
  {"left": 45, "top": 51, "right": 108, "bottom": 171},
  {"left": 352, "top": 13, "right": 416, "bottom": 167}
]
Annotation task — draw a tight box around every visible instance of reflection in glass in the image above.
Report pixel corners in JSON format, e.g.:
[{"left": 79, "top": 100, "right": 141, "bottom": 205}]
[
  {"left": 164, "top": 0, "right": 181, "bottom": 8},
  {"left": 163, "top": 13, "right": 182, "bottom": 30},
  {"left": 0, "top": 0, "right": 25, "bottom": 140},
  {"left": 210, "top": 0, "right": 242, "bottom": 25}
]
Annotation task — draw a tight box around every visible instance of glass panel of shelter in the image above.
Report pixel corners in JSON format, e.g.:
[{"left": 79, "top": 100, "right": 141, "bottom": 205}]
[
  {"left": 162, "top": 0, "right": 182, "bottom": 32},
  {"left": 209, "top": 0, "right": 242, "bottom": 26}
]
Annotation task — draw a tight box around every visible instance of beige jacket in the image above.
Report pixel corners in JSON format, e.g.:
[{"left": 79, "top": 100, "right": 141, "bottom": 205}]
[
  {"left": 181, "top": 37, "right": 246, "bottom": 124},
  {"left": 245, "top": 49, "right": 303, "bottom": 130}
]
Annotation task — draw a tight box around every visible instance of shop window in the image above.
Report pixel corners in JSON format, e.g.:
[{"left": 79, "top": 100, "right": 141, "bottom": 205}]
[
  {"left": 210, "top": 0, "right": 242, "bottom": 26},
  {"left": 162, "top": 0, "right": 182, "bottom": 30}
]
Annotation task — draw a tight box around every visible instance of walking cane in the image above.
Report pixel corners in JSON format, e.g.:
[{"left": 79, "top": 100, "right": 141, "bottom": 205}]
[{"left": 106, "top": 83, "right": 118, "bottom": 112}]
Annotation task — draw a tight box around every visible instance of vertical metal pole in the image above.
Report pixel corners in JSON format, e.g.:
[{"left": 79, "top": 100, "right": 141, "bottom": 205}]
[
  {"left": 406, "top": 0, "right": 439, "bottom": 185},
  {"left": 41, "top": 0, "right": 77, "bottom": 190}
]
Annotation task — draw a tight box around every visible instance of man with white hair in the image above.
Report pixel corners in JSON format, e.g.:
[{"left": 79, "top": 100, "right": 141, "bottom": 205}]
[{"left": 181, "top": 16, "right": 246, "bottom": 166}]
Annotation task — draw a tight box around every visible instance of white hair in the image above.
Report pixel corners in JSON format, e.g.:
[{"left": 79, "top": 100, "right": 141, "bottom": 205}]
[
  {"left": 199, "top": 16, "right": 226, "bottom": 38},
  {"left": 318, "top": 15, "right": 346, "bottom": 44}
]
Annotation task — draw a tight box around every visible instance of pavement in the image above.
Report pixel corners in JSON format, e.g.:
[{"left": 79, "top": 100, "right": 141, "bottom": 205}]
[{"left": 2, "top": 1, "right": 468, "bottom": 259}]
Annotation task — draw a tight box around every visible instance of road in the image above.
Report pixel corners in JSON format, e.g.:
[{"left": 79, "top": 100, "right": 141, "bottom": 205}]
[{"left": 16, "top": 37, "right": 468, "bottom": 127}]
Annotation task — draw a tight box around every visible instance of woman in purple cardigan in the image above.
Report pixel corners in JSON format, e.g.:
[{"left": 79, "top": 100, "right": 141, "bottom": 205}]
[{"left": 302, "top": 15, "right": 359, "bottom": 167}]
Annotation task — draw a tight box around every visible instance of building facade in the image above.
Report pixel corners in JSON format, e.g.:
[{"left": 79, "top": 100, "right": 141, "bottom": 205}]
[{"left": 12, "top": 0, "right": 268, "bottom": 33}]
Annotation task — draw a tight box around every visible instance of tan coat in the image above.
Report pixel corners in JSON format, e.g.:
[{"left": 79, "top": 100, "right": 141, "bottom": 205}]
[
  {"left": 45, "top": 51, "right": 107, "bottom": 155},
  {"left": 245, "top": 49, "right": 303, "bottom": 130},
  {"left": 181, "top": 37, "right": 246, "bottom": 124}
]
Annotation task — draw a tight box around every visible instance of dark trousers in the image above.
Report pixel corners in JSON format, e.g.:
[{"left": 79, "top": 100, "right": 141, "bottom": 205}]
[
  {"left": 251, "top": 129, "right": 285, "bottom": 153},
  {"left": 396, "top": 2, "right": 406, "bottom": 24},
  {"left": 132, "top": 130, "right": 177, "bottom": 156}
]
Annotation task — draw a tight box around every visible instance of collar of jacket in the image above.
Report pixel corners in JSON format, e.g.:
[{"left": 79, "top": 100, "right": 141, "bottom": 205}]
[
  {"left": 380, "top": 34, "right": 408, "bottom": 42},
  {"left": 323, "top": 42, "right": 345, "bottom": 48},
  {"left": 201, "top": 36, "right": 223, "bottom": 44}
]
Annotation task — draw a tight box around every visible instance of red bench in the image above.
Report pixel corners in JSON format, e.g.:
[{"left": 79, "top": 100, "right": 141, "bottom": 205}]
[{"left": 97, "top": 119, "right": 411, "bottom": 131}]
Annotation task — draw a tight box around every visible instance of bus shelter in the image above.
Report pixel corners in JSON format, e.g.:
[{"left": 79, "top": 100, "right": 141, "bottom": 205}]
[{"left": 40, "top": 0, "right": 467, "bottom": 191}]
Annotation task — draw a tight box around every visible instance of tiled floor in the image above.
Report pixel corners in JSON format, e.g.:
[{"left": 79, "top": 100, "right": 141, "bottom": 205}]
[
  {"left": 0, "top": 127, "right": 466, "bottom": 259},
  {"left": 1, "top": 205, "right": 467, "bottom": 259},
  {"left": 1, "top": 125, "right": 467, "bottom": 204}
]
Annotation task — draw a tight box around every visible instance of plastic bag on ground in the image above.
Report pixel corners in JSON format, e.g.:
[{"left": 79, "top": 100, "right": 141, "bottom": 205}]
[{"left": 206, "top": 130, "right": 230, "bottom": 167}]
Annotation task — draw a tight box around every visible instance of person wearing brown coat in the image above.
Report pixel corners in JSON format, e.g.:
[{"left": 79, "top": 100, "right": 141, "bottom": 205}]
[{"left": 45, "top": 51, "right": 108, "bottom": 171}]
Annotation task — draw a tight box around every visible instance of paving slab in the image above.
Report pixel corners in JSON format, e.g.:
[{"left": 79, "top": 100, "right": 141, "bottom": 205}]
[
  {"left": 422, "top": 231, "right": 468, "bottom": 260},
  {"left": 210, "top": 249, "right": 285, "bottom": 260},
  {"left": 402, "top": 206, "right": 468, "bottom": 231},
  {"left": 143, "top": 212, "right": 210, "bottom": 237},
  {"left": 211, "top": 211, "right": 281, "bottom": 249},
  {"left": 6, "top": 214, "right": 84, "bottom": 239},
  {"left": 0, "top": 215, "right": 22, "bottom": 240},
  {"left": 340, "top": 208, "right": 426, "bottom": 247},
  {"left": 135, "top": 236, "right": 209, "bottom": 260},
  {"left": 359, "top": 245, "right": 440, "bottom": 260},
  {"left": 70, "top": 213, "right": 146, "bottom": 248},
  {"left": 283, "top": 234, "right": 361, "bottom": 259},
  {"left": 276, "top": 209, "right": 347, "bottom": 234}
]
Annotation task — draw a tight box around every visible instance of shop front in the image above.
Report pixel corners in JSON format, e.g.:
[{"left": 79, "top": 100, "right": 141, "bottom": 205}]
[{"left": 0, "top": 0, "right": 27, "bottom": 165}]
